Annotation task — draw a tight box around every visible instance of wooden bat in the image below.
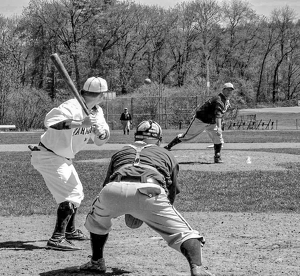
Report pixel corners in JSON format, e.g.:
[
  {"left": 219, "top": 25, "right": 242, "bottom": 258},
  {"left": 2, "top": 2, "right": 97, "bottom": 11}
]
[{"left": 50, "top": 53, "right": 89, "bottom": 115}]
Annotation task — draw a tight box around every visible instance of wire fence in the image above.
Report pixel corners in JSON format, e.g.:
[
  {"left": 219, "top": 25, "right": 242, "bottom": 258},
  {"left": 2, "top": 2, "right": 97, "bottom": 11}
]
[
  {"left": 101, "top": 96, "right": 300, "bottom": 131},
  {"left": 101, "top": 95, "right": 205, "bottom": 130}
]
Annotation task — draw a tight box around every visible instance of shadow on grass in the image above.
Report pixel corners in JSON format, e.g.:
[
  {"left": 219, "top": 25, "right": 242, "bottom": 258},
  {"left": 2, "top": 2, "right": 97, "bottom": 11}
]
[
  {"left": 39, "top": 266, "right": 131, "bottom": 275},
  {"left": 0, "top": 240, "right": 47, "bottom": 250},
  {"left": 179, "top": 161, "right": 212, "bottom": 165}
]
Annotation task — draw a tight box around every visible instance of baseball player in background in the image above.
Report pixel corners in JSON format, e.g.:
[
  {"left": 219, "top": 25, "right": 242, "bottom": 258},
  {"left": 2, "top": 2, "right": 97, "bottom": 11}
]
[
  {"left": 30, "top": 77, "right": 110, "bottom": 251},
  {"left": 164, "top": 83, "right": 234, "bottom": 163},
  {"left": 80, "top": 120, "right": 214, "bottom": 276},
  {"left": 120, "top": 107, "right": 132, "bottom": 135}
]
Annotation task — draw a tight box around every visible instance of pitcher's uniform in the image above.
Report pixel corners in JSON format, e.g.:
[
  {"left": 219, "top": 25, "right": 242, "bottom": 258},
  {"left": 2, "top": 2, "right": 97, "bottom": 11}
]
[{"left": 179, "top": 94, "right": 229, "bottom": 144}]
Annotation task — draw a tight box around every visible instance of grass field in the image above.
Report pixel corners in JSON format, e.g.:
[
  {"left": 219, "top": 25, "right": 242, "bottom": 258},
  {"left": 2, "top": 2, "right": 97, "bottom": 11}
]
[
  {"left": 1, "top": 112, "right": 300, "bottom": 275},
  {"left": 1, "top": 127, "right": 300, "bottom": 216}
]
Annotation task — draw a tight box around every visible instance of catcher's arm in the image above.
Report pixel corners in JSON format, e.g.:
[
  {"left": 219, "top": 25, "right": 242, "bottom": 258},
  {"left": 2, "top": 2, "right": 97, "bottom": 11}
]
[{"left": 167, "top": 164, "right": 180, "bottom": 204}]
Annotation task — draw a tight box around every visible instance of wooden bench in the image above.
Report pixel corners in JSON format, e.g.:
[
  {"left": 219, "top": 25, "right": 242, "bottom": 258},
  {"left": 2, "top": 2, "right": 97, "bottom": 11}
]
[{"left": 225, "top": 119, "right": 275, "bottom": 130}]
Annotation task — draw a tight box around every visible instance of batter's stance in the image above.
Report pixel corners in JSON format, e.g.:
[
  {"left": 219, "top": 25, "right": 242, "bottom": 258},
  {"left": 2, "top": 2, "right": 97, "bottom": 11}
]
[
  {"left": 30, "top": 77, "right": 110, "bottom": 251},
  {"left": 165, "top": 83, "right": 234, "bottom": 163},
  {"left": 80, "top": 120, "right": 214, "bottom": 276}
]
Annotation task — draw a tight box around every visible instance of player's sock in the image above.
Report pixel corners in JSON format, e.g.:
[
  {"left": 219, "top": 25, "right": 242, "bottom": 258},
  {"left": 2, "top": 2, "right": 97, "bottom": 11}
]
[
  {"left": 90, "top": 233, "right": 109, "bottom": 261},
  {"left": 66, "top": 207, "right": 77, "bottom": 233},
  {"left": 180, "top": 238, "right": 202, "bottom": 267},
  {"left": 51, "top": 201, "right": 74, "bottom": 240}
]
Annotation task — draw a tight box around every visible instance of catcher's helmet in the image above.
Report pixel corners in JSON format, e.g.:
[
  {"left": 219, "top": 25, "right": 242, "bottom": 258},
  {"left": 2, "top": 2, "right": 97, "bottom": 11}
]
[
  {"left": 83, "top": 77, "right": 108, "bottom": 93},
  {"left": 135, "top": 120, "right": 162, "bottom": 141}
]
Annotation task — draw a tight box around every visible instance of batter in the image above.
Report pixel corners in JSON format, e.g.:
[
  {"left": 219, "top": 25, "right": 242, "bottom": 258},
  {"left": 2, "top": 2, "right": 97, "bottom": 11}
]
[{"left": 30, "top": 77, "right": 110, "bottom": 251}]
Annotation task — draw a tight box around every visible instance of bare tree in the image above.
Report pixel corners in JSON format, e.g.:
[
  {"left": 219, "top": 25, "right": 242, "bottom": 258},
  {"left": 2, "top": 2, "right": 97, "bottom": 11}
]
[
  {"left": 219, "top": 0, "right": 258, "bottom": 77},
  {"left": 0, "top": 16, "right": 22, "bottom": 124},
  {"left": 269, "top": 6, "right": 299, "bottom": 102}
]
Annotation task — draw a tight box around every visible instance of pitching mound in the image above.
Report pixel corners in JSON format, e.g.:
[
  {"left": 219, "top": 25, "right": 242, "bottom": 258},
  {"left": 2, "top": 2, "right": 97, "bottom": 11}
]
[{"left": 77, "top": 148, "right": 298, "bottom": 172}]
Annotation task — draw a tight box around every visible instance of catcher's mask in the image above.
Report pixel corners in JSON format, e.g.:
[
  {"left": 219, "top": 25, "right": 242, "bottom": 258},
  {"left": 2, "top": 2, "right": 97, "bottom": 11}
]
[{"left": 134, "top": 120, "right": 162, "bottom": 141}]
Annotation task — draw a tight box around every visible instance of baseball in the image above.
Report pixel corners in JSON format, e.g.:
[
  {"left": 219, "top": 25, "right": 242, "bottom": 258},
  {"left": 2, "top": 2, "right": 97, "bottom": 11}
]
[{"left": 144, "top": 78, "right": 152, "bottom": 85}]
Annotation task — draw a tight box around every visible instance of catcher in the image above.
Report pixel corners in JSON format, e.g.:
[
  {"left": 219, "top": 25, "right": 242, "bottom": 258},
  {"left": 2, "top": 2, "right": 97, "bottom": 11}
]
[
  {"left": 80, "top": 120, "right": 214, "bottom": 276},
  {"left": 30, "top": 77, "right": 110, "bottom": 251}
]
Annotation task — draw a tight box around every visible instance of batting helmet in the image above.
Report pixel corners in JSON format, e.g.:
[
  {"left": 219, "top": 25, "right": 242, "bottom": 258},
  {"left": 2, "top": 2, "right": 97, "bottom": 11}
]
[
  {"left": 83, "top": 77, "right": 108, "bottom": 93},
  {"left": 135, "top": 120, "right": 162, "bottom": 141}
]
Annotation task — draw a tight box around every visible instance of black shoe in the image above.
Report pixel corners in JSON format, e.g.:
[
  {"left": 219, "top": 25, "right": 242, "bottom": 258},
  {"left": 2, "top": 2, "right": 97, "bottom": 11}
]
[
  {"left": 214, "top": 153, "right": 223, "bottom": 163},
  {"left": 80, "top": 258, "right": 106, "bottom": 273}
]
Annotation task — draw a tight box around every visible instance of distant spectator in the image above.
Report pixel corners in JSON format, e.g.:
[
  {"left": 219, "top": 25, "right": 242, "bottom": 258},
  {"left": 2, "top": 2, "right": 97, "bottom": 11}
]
[{"left": 120, "top": 108, "right": 132, "bottom": 135}]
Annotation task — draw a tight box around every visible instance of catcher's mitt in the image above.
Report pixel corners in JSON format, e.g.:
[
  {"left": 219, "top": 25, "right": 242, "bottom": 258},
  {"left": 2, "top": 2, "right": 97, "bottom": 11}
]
[{"left": 125, "top": 214, "right": 143, "bottom": 229}]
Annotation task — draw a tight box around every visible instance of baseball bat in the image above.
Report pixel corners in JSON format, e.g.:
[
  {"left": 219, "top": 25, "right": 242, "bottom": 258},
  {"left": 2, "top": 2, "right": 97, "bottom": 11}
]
[{"left": 50, "top": 53, "right": 89, "bottom": 115}]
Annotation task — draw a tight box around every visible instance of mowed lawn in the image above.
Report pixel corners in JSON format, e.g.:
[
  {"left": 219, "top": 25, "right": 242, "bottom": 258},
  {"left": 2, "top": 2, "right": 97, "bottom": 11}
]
[{"left": 1, "top": 122, "right": 300, "bottom": 216}]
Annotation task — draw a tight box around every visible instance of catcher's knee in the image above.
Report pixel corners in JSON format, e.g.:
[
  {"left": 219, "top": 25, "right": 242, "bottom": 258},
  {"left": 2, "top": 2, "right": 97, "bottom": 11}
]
[{"left": 58, "top": 201, "right": 75, "bottom": 215}]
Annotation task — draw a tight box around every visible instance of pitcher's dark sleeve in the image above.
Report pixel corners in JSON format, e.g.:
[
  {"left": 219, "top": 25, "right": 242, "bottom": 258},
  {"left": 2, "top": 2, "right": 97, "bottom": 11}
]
[{"left": 215, "top": 94, "right": 226, "bottom": 119}]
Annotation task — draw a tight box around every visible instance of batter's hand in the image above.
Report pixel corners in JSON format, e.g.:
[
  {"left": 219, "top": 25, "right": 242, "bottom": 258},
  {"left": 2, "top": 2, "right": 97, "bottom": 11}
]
[
  {"left": 92, "top": 124, "right": 109, "bottom": 140},
  {"left": 81, "top": 115, "right": 97, "bottom": 128}
]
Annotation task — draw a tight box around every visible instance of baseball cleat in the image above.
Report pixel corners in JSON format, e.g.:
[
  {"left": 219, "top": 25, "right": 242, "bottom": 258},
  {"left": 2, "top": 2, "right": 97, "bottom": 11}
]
[
  {"left": 80, "top": 258, "right": 106, "bottom": 273},
  {"left": 191, "top": 265, "right": 215, "bottom": 276},
  {"left": 46, "top": 237, "right": 81, "bottom": 251},
  {"left": 65, "top": 229, "right": 89, "bottom": 240},
  {"left": 214, "top": 153, "right": 223, "bottom": 163}
]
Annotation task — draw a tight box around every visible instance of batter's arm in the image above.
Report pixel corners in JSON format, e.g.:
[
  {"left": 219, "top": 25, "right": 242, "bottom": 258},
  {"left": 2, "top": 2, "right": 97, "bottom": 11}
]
[{"left": 50, "top": 117, "right": 97, "bottom": 130}]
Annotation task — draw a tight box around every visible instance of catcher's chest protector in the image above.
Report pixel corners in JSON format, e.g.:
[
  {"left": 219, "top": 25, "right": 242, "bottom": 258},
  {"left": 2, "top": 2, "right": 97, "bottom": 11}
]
[
  {"left": 127, "top": 143, "right": 154, "bottom": 166},
  {"left": 116, "top": 143, "right": 165, "bottom": 184}
]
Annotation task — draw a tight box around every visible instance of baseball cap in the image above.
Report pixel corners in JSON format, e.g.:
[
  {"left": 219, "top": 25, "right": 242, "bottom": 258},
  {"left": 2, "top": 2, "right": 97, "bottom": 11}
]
[
  {"left": 135, "top": 120, "right": 162, "bottom": 141},
  {"left": 83, "top": 77, "right": 108, "bottom": 93},
  {"left": 223, "top": 83, "right": 234, "bottom": 90}
]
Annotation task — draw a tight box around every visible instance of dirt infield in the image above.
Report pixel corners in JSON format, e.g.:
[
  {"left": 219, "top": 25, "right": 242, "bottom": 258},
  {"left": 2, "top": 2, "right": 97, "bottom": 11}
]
[
  {"left": 1, "top": 212, "right": 299, "bottom": 276},
  {"left": 1, "top": 142, "right": 300, "bottom": 275}
]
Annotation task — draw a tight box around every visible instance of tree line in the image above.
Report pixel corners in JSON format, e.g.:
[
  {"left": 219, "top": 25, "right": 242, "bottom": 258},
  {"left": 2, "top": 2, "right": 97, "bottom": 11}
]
[{"left": 0, "top": 0, "right": 300, "bottom": 130}]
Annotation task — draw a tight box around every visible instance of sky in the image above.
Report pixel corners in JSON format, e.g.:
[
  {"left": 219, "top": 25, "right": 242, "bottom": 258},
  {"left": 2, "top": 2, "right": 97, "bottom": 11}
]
[{"left": 1, "top": 0, "right": 300, "bottom": 18}]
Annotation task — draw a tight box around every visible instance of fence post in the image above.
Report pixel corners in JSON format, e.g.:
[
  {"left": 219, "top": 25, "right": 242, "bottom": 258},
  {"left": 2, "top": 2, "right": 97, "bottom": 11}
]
[{"left": 131, "top": 97, "right": 134, "bottom": 126}]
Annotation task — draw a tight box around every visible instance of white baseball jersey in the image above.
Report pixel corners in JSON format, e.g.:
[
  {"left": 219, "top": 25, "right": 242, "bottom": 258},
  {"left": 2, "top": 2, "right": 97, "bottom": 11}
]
[{"left": 41, "top": 98, "right": 109, "bottom": 159}]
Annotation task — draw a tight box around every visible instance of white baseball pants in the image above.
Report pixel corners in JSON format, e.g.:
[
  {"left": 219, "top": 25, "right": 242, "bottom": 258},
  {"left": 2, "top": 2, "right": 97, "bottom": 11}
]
[
  {"left": 180, "top": 117, "right": 224, "bottom": 144},
  {"left": 84, "top": 181, "right": 202, "bottom": 252},
  {"left": 31, "top": 148, "right": 84, "bottom": 207}
]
